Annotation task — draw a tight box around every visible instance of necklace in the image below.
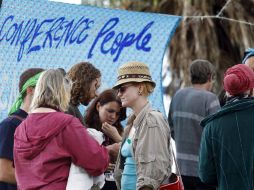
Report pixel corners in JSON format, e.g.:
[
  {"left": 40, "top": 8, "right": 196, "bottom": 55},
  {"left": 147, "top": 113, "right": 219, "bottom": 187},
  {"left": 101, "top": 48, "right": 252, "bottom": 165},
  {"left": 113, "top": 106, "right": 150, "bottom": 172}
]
[{"left": 127, "top": 126, "right": 136, "bottom": 144}]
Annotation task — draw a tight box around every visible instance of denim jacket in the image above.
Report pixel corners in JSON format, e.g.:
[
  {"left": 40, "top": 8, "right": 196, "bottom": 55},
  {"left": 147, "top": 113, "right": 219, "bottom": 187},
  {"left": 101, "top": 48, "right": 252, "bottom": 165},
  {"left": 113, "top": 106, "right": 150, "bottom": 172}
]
[{"left": 114, "top": 103, "right": 172, "bottom": 190}]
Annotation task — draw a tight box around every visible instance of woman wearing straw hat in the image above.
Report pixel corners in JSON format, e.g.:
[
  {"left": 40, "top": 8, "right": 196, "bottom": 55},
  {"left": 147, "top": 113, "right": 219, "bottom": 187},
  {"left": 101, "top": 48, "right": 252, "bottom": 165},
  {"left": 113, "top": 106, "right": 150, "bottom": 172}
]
[{"left": 113, "top": 61, "right": 172, "bottom": 190}]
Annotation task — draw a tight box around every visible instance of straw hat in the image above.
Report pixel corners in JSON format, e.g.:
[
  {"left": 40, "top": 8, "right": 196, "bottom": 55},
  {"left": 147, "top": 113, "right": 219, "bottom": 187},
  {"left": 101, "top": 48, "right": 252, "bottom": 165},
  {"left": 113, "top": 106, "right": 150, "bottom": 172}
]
[{"left": 113, "top": 61, "right": 156, "bottom": 89}]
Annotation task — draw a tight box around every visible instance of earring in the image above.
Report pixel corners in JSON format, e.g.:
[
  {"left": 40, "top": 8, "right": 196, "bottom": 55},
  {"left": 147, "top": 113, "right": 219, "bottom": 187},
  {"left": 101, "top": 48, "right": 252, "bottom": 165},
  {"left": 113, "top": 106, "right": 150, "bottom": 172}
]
[{"left": 138, "top": 91, "right": 142, "bottom": 96}]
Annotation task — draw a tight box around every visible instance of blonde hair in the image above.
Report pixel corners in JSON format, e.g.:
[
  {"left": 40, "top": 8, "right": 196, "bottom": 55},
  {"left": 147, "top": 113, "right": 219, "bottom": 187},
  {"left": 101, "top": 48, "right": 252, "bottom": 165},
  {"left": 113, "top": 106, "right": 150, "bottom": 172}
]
[
  {"left": 139, "top": 81, "right": 155, "bottom": 96},
  {"left": 30, "top": 69, "right": 72, "bottom": 112}
]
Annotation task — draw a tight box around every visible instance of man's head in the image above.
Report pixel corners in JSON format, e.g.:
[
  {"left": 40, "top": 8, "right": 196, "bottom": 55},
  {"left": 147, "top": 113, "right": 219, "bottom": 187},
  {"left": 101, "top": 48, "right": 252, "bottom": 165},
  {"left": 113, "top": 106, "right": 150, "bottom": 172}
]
[
  {"left": 19, "top": 68, "right": 45, "bottom": 95},
  {"left": 190, "top": 59, "right": 215, "bottom": 90},
  {"left": 224, "top": 64, "right": 254, "bottom": 97},
  {"left": 8, "top": 68, "right": 44, "bottom": 115},
  {"left": 67, "top": 62, "right": 101, "bottom": 106}
]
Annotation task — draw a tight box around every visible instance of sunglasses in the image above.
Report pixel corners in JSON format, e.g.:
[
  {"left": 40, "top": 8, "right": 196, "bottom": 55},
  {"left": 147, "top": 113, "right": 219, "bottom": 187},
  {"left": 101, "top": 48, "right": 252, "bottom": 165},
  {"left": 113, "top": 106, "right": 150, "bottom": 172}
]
[{"left": 117, "top": 84, "right": 133, "bottom": 94}]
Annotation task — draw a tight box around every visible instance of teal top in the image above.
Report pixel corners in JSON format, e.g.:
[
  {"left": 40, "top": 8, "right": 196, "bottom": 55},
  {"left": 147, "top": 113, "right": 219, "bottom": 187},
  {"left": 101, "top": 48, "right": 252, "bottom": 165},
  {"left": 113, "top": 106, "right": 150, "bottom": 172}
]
[{"left": 121, "top": 138, "right": 137, "bottom": 190}]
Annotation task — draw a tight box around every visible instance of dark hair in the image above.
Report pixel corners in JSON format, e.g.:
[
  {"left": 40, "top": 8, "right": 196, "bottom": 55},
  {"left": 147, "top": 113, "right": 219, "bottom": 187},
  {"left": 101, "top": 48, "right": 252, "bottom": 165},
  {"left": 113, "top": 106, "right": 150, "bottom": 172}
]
[
  {"left": 85, "top": 89, "right": 126, "bottom": 135},
  {"left": 67, "top": 62, "right": 101, "bottom": 106},
  {"left": 218, "top": 89, "right": 227, "bottom": 107},
  {"left": 19, "top": 68, "right": 44, "bottom": 92},
  {"left": 190, "top": 59, "right": 215, "bottom": 84}
]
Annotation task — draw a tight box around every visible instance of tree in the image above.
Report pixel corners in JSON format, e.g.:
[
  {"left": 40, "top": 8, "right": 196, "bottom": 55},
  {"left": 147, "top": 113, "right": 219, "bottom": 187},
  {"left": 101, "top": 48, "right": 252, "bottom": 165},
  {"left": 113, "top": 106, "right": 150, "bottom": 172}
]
[{"left": 160, "top": 0, "right": 254, "bottom": 95}]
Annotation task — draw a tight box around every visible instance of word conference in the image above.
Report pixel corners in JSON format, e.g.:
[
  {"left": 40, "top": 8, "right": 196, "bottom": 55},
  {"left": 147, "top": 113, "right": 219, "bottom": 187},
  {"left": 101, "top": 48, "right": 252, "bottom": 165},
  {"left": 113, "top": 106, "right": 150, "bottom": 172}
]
[{"left": 0, "top": 15, "right": 154, "bottom": 62}]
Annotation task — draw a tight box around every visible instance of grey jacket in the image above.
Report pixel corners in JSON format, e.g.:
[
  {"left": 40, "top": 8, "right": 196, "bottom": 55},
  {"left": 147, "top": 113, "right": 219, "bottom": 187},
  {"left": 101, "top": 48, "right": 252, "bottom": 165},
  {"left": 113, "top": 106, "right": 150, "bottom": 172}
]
[{"left": 114, "top": 103, "right": 172, "bottom": 190}]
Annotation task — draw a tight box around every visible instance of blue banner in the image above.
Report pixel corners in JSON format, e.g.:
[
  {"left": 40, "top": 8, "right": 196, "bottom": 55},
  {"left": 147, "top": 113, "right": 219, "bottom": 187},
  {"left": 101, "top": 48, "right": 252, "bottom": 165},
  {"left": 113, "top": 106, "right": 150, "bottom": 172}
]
[{"left": 0, "top": 0, "right": 181, "bottom": 119}]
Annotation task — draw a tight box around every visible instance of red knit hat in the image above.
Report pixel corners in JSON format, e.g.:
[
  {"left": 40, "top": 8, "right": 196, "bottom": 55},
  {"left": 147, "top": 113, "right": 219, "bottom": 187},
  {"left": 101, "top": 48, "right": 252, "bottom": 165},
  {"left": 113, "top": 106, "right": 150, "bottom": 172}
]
[{"left": 224, "top": 64, "right": 254, "bottom": 96}]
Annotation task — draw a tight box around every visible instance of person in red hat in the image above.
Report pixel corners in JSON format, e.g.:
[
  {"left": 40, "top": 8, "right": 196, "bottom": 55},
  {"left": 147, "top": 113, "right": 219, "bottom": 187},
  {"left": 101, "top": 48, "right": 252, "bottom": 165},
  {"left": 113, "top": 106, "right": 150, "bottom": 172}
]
[{"left": 199, "top": 64, "right": 254, "bottom": 190}]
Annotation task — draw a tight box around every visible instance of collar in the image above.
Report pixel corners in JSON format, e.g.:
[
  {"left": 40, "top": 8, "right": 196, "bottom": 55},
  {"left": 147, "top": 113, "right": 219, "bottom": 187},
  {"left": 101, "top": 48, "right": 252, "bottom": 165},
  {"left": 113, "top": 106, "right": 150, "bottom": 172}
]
[
  {"left": 133, "top": 102, "right": 152, "bottom": 129},
  {"left": 201, "top": 98, "right": 254, "bottom": 127},
  {"left": 11, "top": 109, "right": 28, "bottom": 118}
]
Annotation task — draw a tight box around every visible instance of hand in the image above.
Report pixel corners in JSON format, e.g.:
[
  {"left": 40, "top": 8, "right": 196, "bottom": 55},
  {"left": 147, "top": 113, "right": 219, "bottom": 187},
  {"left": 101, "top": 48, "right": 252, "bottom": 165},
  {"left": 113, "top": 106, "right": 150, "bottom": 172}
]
[
  {"left": 106, "top": 143, "right": 121, "bottom": 163},
  {"left": 102, "top": 122, "right": 122, "bottom": 142},
  {"left": 107, "top": 163, "right": 115, "bottom": 171},
  {"left": 0, "top": 158, "right": 16, "bottom": 184}
]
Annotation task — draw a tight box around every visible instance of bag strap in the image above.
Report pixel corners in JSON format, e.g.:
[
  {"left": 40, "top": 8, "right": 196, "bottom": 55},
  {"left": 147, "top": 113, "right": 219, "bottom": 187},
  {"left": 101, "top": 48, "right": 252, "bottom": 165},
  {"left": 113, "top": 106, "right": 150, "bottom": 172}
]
[
  {"left": 170, "top": 142, "right": 181, "bottom": 176},
  {"left": 170, "top": 142, "right": 185, "bottom": 189}
]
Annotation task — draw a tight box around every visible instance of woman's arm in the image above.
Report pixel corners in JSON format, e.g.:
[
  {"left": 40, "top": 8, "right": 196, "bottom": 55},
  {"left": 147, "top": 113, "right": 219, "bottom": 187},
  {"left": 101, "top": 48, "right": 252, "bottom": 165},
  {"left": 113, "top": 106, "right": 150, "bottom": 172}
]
[{"left": 62, "top": 118, "right": 109, "bottom": 176}]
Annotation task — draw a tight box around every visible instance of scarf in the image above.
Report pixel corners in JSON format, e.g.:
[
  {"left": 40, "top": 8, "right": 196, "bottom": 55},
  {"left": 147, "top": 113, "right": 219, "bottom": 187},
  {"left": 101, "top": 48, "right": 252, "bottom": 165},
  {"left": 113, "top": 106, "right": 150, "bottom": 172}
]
[{"left": 8, "top": 72, "right": 43, "bottom": 115}]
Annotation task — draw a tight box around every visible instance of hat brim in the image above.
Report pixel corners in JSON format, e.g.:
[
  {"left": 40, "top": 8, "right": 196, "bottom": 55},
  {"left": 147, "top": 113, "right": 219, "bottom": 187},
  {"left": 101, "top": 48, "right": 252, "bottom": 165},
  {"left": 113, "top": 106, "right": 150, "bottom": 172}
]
[{"left": 113, "top": 78, "right": 156, "bottom": 89}]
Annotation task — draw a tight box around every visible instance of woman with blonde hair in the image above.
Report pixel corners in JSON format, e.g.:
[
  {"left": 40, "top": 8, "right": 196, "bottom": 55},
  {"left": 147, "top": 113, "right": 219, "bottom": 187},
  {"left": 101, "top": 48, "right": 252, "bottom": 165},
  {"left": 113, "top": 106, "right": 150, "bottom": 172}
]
[
  {"left": 14, "top": 69, "right": 109, "bottom": 190},
  {"left": 113, "top": 62, "right": 172, "bottom": 190}
]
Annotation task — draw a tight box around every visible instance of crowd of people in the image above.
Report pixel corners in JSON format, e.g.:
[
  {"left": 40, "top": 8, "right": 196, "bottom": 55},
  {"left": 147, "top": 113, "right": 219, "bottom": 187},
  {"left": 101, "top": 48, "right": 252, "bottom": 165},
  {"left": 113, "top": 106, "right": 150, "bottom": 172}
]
[{"left": 0, "top": 48, "right": 253, "bottom": 190}]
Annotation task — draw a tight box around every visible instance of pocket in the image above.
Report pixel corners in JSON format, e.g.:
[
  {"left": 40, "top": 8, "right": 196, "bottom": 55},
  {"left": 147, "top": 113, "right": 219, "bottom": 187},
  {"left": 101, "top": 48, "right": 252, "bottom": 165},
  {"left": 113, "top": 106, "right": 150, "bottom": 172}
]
[{"left": 137, "top": 154, "right": 158, "bottom": 180}]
